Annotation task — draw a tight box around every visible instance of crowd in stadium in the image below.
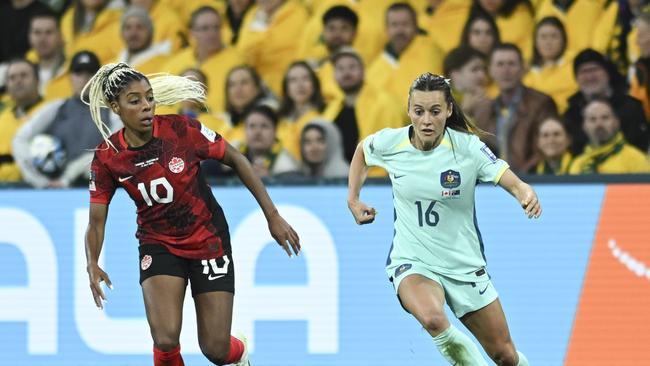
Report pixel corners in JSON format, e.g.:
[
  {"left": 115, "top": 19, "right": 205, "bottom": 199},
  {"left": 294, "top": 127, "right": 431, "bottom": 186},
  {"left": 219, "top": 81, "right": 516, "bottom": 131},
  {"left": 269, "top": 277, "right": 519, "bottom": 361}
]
[{"left": 2, "top": 0, "right": 650, "bottom": 188}]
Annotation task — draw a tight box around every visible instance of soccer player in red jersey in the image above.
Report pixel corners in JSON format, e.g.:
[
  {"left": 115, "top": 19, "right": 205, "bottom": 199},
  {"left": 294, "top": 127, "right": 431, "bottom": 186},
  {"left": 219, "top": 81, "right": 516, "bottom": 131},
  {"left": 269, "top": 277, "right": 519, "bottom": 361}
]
[{"left": 82, "top": 63, "right": 300, "bottom": 366}]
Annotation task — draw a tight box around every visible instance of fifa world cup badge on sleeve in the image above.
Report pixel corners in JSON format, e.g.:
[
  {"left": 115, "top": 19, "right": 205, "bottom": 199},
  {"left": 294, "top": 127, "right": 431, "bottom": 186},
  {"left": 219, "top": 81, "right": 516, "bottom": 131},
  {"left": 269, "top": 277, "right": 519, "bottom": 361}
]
[
  {"left": 440, "top": 169, "right": 461, "bottom": 188},
  {"left": 480, "top": 144, "right": 498, "bottom": 162},
  {"left": 200, "top": 123, "right": 217, "bottom": 142},
  {"left": 89, "top": 170, "right": 96, "bottom": 191}
]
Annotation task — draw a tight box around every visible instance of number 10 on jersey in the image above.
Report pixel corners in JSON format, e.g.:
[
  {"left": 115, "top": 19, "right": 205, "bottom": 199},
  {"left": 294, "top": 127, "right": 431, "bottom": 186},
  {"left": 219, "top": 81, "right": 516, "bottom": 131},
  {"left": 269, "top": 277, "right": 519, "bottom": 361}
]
[{"left": 415, "top": 200, "right": 439, "bottom": 227}]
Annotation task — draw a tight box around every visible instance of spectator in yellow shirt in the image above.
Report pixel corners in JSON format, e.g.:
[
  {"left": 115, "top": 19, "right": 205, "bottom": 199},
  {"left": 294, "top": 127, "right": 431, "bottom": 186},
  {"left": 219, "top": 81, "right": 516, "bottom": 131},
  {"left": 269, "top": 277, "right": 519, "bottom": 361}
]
[
  {"left": 532, "top": 117, "right": 573, "bottom": 174},
  {"left": 113, "top": 7, "right": 171, "bottom": 76},
  {"left": 314, "top": 5, "right": 359, "bottom": 103},
  {"left": 416, "top": 0, "right": 473, "bottom": 54},
  {"left": 0, "top": 59, "right": 46, "bottom": 182},
  {"left": 218, "top": 64, "right": 278, "bottom": 145},
  {"left": 237, "top": 0, "right": 309, "bottom": 96},
  {"left": 459, "top": 10, "right": 500, "bottom": 97},
  {"left": 60, "top": 0, "right": 122, "bottom": 64},
  {"left": 524, "top": 16, "right": 578, "bottom": 114},
  {"left": 443, "top": 45, "right": 490, "bottom": 121},
  {"left": 162, "top": 6, "right": 244, "bottom": 114},
  {"left": 535, "top": 0, "right": 603, "bottom": 56},
  {"left": 569, "top": 97, "right": 650, "bottom": 174},
  {"left": 277, "top": 61, "right": 326, "bottom": 160},
  {"left": 323, "top": 48, "right": 404, "bottom": 164},
  {"left": 629, "top": 8, "right": 650, "bottom": 120},
  {"left": 472, "top": 0, "right": 534, "bottom": 61},
  {"left": 459, "top": 9, "right": 501, "bottom": 58},
  {"left": 367, "top": 2, "right": 443, "bottom": 106},
  {"left": 239, "top": 105, "right": 300, "bottom": 178},
  {"left": 27, "top": 10, "right": 71, "bottom": 101},
  {"left": 129, "top": 0, "right": 186, "bottom": 51}
]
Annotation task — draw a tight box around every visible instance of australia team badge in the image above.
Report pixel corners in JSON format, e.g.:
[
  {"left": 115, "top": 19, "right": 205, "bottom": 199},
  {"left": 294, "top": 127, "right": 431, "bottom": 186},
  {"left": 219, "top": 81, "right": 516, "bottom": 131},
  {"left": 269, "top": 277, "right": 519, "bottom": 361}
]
[{"left": 440, "top": 169, "right": 461, "bottom": 188}]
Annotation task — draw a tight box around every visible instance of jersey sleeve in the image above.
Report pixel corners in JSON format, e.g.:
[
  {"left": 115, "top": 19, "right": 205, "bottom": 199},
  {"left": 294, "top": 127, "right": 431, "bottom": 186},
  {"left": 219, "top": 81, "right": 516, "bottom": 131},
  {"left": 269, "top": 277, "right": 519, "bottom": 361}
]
[
  {"left": 362, "top": 128, "right": 393, "bottom": 169},
  {"left": 89, "top": 152, "right": 117, "bottom": 205},
  {"left": 469, "top": 134, "right": 509, "bottom": 184},
  {"left": 185, "top": 116, "right": 227, "bottom": 160}
]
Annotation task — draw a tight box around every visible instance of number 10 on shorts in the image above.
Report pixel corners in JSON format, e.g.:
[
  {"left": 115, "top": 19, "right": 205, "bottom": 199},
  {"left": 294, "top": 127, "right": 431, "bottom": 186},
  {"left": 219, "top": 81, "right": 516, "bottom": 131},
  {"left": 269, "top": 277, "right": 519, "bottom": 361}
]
[{"left": 201, "top": 255, "right": 230, "bottom": 280}]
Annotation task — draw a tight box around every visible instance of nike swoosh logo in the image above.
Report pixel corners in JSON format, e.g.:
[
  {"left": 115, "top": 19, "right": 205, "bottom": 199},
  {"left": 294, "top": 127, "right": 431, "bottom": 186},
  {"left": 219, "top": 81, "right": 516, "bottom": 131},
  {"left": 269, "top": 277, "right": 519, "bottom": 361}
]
[
  {"left": 479, "top": 283, "right": 489, "bottom": 295},
  {"left": 118, "top": 176, "right": 133, "bottom": 182},
  {"left": 208, "top": 274, "right": 225, "bottom": 281},
  {"left": 394, "top": 174, "right": 405, "bottom": 179}
]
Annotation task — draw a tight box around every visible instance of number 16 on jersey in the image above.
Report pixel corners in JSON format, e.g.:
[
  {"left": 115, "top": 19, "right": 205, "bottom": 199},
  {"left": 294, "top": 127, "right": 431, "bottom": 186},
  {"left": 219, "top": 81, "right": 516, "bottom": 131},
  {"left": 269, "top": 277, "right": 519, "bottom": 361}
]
[{"left": 415, "top": 200, "right": 439, "bottom": 227}]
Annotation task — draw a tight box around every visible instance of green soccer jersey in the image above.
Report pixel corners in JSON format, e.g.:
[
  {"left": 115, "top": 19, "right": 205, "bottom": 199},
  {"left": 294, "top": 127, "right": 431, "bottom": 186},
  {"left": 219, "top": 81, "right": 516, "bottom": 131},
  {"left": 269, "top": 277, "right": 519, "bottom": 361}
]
[{"left": 363, "top": 126, "right": 509, "bottom": 281}]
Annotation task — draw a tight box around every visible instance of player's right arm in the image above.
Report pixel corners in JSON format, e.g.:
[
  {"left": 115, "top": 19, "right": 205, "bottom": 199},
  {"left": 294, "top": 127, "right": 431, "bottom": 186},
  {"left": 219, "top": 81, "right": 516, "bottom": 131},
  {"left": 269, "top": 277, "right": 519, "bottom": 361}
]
[
  {"left": 85, "top": 203, "right": 113, "bottom": 310},
  {"left": 347, "top": 142, "right": 376, "bottom": 225}
]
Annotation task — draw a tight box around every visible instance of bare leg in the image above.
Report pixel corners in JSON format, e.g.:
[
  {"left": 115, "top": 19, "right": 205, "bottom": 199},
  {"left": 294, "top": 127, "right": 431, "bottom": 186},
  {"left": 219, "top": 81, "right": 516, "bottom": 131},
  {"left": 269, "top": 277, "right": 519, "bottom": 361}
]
[
  {"left": 398, "top": 274, "right": 488, "bottom": 365},
  {"left": 142, "top": 275, "right": 186, "bottom": 351},
  {"left": 194, "top": 291, "right": 235, "bottom": 365},
  {"left": 397, "top": 274, "right": 449, "bottom": 336},
  {"left": 461, "top": 298, "right": 519, "bottom": 366}
]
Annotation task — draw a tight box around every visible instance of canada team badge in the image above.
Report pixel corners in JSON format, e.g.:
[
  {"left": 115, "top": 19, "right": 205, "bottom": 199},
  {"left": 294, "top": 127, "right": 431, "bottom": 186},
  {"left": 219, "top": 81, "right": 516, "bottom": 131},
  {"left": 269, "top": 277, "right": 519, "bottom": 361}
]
[
  {"left": 169, "top": 157, "right": 185, "bottom": 173},
  {"left": 141, "top": 255, "right": 152, "bottom": 270}
]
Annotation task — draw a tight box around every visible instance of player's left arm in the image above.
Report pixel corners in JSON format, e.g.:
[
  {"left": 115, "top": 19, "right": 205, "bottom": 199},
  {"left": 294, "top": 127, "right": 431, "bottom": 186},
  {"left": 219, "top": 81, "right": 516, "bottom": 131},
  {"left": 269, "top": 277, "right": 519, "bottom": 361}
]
[
  {"left": 220, "top": 143, "right": 301, "bottom": 257},
  {"left": 497, "top": 168, "right": 542, "bottom": 219}
]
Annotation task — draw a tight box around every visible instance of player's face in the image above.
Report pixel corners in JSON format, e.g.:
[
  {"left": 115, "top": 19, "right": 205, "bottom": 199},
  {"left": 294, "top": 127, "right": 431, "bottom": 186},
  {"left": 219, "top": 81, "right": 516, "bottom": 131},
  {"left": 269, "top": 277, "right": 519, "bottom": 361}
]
[
  {"left": 408, "top": 90, "right": 452, "bottom": 149},
  {"left": 452, "top": 57, "right": 486, "bottom": 92},
  {"left": 537, "top": 118, "right": 569, "bottom": 160},
  {"left": 386, "top": 9, "right": 417, "bottom": 54},
  {"left": 286, "top": 64, "right": 314, "bottom": 107},
  {"left": 122, "top": 16, "right": 151, "bottom": 53},
  {"left": 111, "top": 79, "right": 156, "bottom": 135},
  {"left": 245, "top": 112, "right": 276, "bottom": 152},
  {"left": 583, "top": 101, "right": 619, "bottom": 146},
  {"left": 489, "top": 49, "right": 524, "bottom": 92},
  {"left": 468, "top": 19, "right": 495, "bottom": 55},
  {"left": 334, "top": 55, "right": 363, "bottom": 93},
  {"left": 323, "top": 19, "right": 356, "bottom": 52},
  {"left": 29, "top": 17, "right": 62, "bottom": 60},
  {"left": 6, "top": 62, "right": 39, "bottom": 104},
  {"left": 536, "top": 23, "right": 564, "bottom": 62},
  {"left": 228, "top": 68, "right": 259, "bottom": 111},
  {"left": 302, "top": 127, "right": 327, "bottom": 165}
]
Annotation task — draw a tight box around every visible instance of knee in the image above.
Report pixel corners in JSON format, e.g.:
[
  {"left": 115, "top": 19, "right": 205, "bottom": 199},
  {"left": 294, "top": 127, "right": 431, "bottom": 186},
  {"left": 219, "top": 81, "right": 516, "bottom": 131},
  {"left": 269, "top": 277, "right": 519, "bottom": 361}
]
[
  {"left": 200, "top": 338, "right": 230, "bottom": 365},
  {"left": 488, "top": 345, "right": 518, "bottom": 366},
  {"left": 153, "top": 338, "right": 180, "bottom": 352},
  {"left": 418, "top": 311, "right": 449, "bottom": 335}
]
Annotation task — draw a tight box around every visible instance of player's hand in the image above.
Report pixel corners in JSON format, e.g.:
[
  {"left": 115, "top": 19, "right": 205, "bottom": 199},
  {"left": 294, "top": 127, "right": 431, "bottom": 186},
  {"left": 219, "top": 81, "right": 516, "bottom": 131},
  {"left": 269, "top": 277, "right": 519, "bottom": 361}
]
[
  {"left": 87, "top": 263, "right": 113, "bottom": 310},
  {"left": 348, "top": 200, "right": 377, "bottom": 225},
  {"left": 520, "top": 184, "right": 542, "bottom": 219},
  {"left": 268, "top": 211, "right": 301, "bottom": 257}
]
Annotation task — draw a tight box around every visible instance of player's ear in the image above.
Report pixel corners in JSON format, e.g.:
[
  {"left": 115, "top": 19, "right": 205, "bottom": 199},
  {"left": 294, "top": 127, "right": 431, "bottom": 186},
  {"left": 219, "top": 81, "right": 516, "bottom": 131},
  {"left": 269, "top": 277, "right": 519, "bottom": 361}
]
[
  {"left": 109, "top": 101, "right": 120, "bottom": 115},
  {"left": 447, "top": 103, "right": 453, "bottom": 118}
]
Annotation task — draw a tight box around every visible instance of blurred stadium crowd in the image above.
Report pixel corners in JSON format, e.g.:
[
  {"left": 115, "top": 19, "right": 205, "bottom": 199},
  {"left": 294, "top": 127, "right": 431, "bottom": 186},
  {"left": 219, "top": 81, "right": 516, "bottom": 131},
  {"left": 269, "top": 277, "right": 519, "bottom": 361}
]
[{"left": 2, "top": 0, "right": 650, "bottom": 188}]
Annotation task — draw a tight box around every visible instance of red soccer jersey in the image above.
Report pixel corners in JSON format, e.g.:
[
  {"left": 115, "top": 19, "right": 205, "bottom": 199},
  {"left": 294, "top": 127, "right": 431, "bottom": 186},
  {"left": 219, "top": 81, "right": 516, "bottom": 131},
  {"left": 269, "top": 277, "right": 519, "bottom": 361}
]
[{"left": 89, "top": 114, "right": 230, "bottom": 259}]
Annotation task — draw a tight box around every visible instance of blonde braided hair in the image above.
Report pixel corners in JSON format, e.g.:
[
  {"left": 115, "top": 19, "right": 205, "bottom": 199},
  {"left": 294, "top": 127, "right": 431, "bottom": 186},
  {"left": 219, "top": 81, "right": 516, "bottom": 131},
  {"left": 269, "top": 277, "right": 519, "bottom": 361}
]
[{"left": 81, "top": 63, "right": 206, "bottom": 150}]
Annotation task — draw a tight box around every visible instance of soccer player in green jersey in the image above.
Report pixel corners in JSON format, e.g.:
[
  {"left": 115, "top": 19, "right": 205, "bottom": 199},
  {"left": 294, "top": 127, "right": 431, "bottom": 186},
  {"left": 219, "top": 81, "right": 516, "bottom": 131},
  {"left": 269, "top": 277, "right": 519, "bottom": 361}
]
[{"left": 347, "top": 73, "right": 541, "bottom": 365}]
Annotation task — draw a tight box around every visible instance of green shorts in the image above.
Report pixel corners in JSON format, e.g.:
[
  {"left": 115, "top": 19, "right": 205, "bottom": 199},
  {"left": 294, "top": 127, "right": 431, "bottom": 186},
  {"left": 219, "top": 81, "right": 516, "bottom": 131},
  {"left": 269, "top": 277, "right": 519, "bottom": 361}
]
[{"left": 387, "top": 260, "right": 498, "bottom": 318}]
